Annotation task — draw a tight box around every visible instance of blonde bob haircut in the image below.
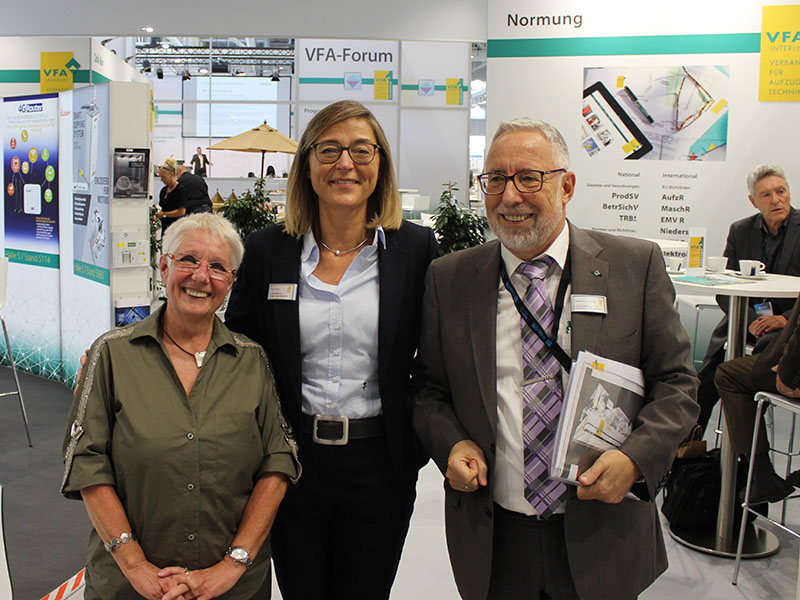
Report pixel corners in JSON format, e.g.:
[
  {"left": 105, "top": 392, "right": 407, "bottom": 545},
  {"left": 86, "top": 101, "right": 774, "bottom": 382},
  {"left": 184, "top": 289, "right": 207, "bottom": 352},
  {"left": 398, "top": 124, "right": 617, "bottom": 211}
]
[{"left": 285, "top": 100, "right": 401, "bottom": 237}]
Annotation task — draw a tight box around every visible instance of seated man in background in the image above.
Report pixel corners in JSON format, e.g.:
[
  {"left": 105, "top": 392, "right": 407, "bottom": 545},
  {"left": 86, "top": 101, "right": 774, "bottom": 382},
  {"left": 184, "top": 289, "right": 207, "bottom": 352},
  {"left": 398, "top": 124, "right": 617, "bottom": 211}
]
[
  {"left": 715, "top": 292, "right": 800, "bottom": 505},
  {"left": 177, "top": 164, "right": 213, "bottom": 214},
  {"left": 697, "top": 164, "right": 800, "bottom": 433}
]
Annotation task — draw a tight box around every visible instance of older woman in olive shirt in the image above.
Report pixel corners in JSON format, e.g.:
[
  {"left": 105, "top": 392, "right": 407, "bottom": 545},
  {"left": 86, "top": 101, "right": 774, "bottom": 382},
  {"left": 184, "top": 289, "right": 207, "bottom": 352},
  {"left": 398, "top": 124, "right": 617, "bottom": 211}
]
[{"left": 62, "top": 213, "right": 300, "bottom": 600}]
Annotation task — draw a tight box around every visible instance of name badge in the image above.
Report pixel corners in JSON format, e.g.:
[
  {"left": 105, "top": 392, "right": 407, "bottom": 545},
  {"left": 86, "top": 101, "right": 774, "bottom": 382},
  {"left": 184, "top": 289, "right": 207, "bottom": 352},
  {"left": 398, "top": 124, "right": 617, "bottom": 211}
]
[
  {"left": 268, "top": 283, "right": 297, "bottom": 301},
  {"left": 754, "top": 301, "right": 774, "bottom": 318},
  {"left": 571, "top": 294, "right": 607, "bottom": 314}
]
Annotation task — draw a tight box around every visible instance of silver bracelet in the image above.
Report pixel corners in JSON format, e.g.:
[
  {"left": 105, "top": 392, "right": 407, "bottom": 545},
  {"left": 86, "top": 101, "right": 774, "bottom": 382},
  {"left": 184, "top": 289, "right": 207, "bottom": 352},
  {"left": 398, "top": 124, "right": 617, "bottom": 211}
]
[{"left": 104, "top": 532, "right": 137, "bottom": 553}]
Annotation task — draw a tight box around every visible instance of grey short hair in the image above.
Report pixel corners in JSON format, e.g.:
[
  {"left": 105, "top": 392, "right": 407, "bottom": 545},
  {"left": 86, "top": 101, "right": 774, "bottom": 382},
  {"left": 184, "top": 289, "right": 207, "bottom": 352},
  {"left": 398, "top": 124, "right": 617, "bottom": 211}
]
[
  {"left": 161, "top": 213, "right": 244, "bottom": 269},
  {"left": 747, "top": 164, "right": 788, "bottom": 195},
  {"left": 490, "top": 118, "right": 570, "bottom": 169}
]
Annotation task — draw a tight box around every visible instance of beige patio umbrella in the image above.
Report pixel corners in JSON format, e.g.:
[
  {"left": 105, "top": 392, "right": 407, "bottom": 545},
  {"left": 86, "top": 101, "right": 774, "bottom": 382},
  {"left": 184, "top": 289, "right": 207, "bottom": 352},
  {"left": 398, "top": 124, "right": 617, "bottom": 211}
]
[{"left": 207, "top": 121, "right": 299, "bottom": 178}]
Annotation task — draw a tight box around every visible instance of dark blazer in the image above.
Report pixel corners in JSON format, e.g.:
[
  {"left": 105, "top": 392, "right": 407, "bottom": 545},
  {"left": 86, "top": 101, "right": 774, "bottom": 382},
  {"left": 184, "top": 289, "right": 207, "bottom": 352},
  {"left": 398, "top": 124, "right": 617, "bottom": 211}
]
[
  {"left": 191, "top": 153, "right": 209, "bottom": 175},
  {"left": 225, "top": 221, "right": 439, "bottom": 482},
  {"left": 706, "top": 207, "right": 800, "bottom": 357},
  {"left": 410, "top": 223, "right": 699, "bottom": 600}
]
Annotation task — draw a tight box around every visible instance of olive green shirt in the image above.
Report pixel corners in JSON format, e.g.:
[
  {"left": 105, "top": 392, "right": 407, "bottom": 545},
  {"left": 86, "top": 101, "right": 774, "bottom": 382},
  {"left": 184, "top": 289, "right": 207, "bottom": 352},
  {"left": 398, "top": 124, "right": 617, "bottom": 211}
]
[{"left": 61, "top": 305, "right": 300, "bottom": 599}]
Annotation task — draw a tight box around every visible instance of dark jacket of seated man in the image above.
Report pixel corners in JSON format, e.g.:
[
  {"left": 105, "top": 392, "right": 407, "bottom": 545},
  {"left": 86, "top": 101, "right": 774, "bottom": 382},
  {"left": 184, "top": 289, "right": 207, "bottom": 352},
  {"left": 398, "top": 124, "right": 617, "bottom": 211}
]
[{"left": 715, "top": 291, "right": 800, "bottom": 504}]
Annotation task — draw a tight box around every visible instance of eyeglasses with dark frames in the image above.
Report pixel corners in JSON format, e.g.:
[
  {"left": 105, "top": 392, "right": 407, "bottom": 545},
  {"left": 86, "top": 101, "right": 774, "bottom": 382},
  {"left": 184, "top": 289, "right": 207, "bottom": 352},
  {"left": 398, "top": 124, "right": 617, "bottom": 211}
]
[
  {"left": 310, "top": 142, "right": 381, "bottom": 165},
  {"left": 166, "top": 253, "right": 236, "bottom": 282},
  {"left": 477, "top": 168, "right": 567, "bottom": 195}
]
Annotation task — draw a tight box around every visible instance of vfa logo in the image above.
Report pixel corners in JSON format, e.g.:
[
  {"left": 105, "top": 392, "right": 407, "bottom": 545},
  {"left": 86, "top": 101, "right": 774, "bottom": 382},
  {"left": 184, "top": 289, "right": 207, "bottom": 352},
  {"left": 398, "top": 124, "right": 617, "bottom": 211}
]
[
  {"left": 40, "top": 52, "right": 81, "bottom": 93},
  {"left": 765, "top": 31, "right": 800, "bottom": 43}
]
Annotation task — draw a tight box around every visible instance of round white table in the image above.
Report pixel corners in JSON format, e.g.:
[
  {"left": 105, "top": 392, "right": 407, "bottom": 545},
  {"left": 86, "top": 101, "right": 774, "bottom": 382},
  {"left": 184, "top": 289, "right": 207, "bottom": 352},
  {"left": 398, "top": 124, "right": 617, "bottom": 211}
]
[{"left": 670, "top": 272, "right": 800, "bottom": 557}]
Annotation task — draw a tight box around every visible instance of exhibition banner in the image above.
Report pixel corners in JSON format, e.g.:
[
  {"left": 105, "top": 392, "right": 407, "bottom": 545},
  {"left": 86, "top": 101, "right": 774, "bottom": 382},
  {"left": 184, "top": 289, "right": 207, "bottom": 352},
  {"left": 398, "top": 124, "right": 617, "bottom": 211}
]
[
  {"left": 759, "top": 4, "right": 800, "bottom": 100},
  {"left": 486, "top": 0, "right": 800, "bottom": 256},
  {"left": 3, "top": 93, "right": 59, "bottom": 268},
  {"left": 1, "top": 92, "right": 62, "bottom": 379},
  {"left": 296, "top": 39, "right": 399, "bottom": 102},
  {"left": 71, "top": 84, "right": 110, "bottom": 285}
]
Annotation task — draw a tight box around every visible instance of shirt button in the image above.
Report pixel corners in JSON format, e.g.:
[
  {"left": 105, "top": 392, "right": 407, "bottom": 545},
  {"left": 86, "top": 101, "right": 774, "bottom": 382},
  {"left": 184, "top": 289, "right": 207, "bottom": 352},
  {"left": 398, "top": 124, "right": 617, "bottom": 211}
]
[
  {"left": 332, "top": 349, "right": 340, "bottom": 356},
  {"left": 332, "top": 323, "right": 340, "bottom": 330},
  {"left": 187, "top": 534, "right": 196, "bottom": 541},
  {"left": 187, "top": 483, "right": 195, "bottom": 491},
  {"left": 332, "top": 376, "right": 339, "bottom": 383},
  {"left": 186, "top": 432, "right": 194, "bottom": 440}
]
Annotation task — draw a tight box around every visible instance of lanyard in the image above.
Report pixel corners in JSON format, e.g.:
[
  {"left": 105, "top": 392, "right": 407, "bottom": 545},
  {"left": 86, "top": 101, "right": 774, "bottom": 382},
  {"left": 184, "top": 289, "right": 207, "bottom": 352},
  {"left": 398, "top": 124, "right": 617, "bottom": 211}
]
[{"left": 500, "top": 256, "right": 572, "bottom": 374}]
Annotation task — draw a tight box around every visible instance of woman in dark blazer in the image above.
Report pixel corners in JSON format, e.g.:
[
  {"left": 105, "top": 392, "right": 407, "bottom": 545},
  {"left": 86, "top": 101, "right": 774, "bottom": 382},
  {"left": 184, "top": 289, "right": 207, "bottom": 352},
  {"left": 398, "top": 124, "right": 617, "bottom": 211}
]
[{"left": 225, "top": 100, "right": 438, "bottom": 599}]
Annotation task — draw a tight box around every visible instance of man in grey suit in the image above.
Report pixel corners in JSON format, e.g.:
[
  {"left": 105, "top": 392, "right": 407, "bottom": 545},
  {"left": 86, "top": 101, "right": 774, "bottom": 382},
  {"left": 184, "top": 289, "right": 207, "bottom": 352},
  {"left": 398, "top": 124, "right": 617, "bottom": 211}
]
[
  {"left": 696, "top": 164, "right": 800, "bottom": 433},
  {"left": 410, "top": 119, "right": 698, "bottom": 600}
]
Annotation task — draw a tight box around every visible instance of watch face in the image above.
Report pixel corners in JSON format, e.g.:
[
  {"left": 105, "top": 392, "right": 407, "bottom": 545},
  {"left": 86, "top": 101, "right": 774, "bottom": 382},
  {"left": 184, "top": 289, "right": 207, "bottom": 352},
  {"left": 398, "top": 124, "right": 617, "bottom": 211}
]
[{"left": 231, "top": 547, "right": 247, "bottom": 560}]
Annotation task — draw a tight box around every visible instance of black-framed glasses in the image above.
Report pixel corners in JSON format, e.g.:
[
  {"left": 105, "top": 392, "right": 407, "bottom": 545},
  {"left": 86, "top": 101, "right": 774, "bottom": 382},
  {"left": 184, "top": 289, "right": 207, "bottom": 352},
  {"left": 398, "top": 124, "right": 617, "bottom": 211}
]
[
  {"left": 311, "top": 142, "right": 381, "bottom": 165},
  {"left": 477, "top": 168, "right": 567, "bottom": 195},
  {"left": 166, "top": 253, "right": 236, "bottom": 282}
]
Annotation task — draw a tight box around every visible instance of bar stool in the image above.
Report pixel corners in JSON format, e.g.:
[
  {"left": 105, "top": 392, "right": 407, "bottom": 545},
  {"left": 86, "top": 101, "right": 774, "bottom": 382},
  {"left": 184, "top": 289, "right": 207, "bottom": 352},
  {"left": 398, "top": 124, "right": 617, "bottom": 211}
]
[{"left": 732, "top": 391, "right": 800, "bottom": 592}]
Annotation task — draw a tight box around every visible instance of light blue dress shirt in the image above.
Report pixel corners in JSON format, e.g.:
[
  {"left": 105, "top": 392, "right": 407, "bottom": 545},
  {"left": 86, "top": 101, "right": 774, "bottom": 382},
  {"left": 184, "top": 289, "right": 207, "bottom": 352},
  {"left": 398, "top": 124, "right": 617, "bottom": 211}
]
[{"left": 298, "top": 227, "right": 385, "bottom": 419}]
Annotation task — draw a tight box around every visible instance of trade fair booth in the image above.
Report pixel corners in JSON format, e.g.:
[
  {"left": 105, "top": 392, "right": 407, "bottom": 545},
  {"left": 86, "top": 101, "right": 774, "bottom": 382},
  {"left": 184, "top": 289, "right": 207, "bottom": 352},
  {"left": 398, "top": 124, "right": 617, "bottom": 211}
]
[{"left": 2, "top": 1, "right": 800, "bottom": 599}]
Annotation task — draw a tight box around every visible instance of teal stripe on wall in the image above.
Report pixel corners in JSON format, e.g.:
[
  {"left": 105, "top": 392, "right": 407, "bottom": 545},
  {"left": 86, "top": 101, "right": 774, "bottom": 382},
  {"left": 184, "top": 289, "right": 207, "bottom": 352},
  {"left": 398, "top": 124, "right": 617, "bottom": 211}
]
[
  {"left": 0, "top": 69, "right": 94, "bottom": 84},
  {"left": 488, "top": 33, "right": 761, "bottom": 58},
  {"left": 0, "top": 70, "right": 39, "bottom": 83},
  {"left": 91, "top": 71, "right": 111, "bottom": 83}
]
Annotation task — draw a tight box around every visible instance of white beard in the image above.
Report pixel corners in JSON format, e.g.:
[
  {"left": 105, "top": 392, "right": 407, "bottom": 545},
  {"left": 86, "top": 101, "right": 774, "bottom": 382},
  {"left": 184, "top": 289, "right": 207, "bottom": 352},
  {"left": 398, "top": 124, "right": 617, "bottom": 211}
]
[{"left": 488, "top": 192, "right": 564, "bottom": 255}]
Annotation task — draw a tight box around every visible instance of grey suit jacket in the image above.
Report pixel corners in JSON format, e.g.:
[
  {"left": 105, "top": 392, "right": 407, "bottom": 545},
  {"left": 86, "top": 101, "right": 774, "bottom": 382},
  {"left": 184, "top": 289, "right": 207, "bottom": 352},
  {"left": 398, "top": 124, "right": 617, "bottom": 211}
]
[
  {"left": 410, "top": 223, "right": 699, "bottom": 600},
  {"left": 706, "top": 207, "right": 800, "bottom": 357}
]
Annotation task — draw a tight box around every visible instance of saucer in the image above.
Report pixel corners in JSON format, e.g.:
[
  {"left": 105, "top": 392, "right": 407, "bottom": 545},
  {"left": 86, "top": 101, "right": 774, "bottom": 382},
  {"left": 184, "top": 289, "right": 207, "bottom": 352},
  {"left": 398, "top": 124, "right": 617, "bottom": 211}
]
[
  {"left": 667, "top": 268, "right": 686, "bottom": 275},
  {"left": 733, "top": 271, "right": 767, "bottom": 280}
]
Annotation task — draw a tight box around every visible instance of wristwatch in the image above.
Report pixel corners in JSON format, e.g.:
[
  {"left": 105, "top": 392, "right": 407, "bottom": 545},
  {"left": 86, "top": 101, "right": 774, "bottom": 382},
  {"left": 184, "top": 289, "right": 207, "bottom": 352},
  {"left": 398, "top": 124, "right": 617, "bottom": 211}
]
[
  {"left": 104, "top": 532, "right": 137, "bottom": 553},
  {"left": 226, "top": 546, "right": 253, "bottom": 569}
]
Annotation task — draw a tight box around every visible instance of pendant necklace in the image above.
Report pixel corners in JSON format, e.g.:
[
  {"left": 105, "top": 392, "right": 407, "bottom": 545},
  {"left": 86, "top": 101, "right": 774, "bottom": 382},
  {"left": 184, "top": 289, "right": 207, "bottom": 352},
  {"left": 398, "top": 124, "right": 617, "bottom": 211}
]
[
  {"left": 162, "top": 324, "right": 208, "bottom": 368},
  {"left": 320, "top": 236, "right": 370, "bottom": 256}
]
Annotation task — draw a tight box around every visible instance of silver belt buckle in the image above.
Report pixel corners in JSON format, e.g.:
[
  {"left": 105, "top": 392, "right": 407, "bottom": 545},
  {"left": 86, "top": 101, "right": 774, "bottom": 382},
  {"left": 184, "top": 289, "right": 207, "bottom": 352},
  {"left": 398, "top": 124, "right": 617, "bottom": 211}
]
[{"left": 312, "top": 415, "right": 349, "bottom": 446}]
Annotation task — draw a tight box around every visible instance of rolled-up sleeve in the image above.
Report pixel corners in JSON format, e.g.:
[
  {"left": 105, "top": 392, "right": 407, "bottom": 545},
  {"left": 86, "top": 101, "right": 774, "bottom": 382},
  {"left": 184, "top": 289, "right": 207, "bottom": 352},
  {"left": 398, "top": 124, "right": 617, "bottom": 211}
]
[{"left": 255, "top": 350, "right": 301, "bottom": 485}]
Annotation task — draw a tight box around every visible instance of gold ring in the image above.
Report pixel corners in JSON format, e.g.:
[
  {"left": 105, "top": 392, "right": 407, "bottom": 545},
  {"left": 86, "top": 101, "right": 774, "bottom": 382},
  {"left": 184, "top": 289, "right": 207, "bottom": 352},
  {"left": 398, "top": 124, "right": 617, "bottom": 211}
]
[{"left": 183, "top": 567, "right": 190, "bottom": 574}]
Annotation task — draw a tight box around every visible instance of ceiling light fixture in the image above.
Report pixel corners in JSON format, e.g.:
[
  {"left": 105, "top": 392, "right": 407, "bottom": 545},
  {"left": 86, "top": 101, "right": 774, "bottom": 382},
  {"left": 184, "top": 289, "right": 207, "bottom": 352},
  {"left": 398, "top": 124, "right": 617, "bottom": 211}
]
[{"left": 141, "top": 26, "right": 154, "bottom": 33}]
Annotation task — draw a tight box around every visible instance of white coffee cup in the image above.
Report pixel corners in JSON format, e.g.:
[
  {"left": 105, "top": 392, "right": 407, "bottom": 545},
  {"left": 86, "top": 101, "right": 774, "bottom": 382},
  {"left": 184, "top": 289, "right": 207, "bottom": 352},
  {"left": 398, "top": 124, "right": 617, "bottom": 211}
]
[
  {"left": 706, "top": 256, "right": 727, "bottom": 272},
  {"left": 738, "top": 259, "right": 766, "bottom": 277},
  {"left": 666, "top": 256, "right": 683, "bottom": 271}
]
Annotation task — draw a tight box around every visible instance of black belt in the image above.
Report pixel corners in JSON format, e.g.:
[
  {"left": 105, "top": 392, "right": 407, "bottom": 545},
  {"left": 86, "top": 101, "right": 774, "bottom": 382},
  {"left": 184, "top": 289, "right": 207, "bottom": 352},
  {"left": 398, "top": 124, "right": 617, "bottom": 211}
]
[{"left": 302, "top": 414, "right": 383, "bottom": 446}]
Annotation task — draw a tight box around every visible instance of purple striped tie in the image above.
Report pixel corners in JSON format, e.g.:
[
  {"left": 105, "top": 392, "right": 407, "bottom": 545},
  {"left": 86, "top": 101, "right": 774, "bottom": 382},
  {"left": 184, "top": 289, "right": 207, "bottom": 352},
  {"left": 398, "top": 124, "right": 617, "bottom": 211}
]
[{"left": 519, "top": 257, "right": 567, "bottom": 517}]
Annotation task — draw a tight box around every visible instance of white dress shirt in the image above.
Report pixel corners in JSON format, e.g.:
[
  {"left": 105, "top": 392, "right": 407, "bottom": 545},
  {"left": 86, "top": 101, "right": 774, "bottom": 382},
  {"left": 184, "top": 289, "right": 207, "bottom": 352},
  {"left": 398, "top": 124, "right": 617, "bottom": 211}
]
[
  {"left": 298, "top": 228, "right": 385, "bottom": 418},
  {"left": 493, "top": 224, "right": 572, "bottom": 516}
]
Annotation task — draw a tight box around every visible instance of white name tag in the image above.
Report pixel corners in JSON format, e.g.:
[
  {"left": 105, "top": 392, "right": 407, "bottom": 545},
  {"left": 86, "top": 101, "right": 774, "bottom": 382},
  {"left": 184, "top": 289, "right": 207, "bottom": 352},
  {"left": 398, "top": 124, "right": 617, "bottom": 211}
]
[
  {"left": 571, "top": 294, "right": 607, "bottom": 314},
  {"left": 268, "top": 283, "right": 297, "bottom": 301}
]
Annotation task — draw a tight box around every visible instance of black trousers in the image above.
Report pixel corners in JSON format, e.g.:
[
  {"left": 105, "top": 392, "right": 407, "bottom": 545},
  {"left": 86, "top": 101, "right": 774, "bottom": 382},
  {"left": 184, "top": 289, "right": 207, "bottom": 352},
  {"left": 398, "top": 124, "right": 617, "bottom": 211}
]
[
  {"left": 270, "top": 434, "right": 416, "bottom": 600},
  {"left": 487, "top": 505, "right": 581, "bottom": 600}
]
